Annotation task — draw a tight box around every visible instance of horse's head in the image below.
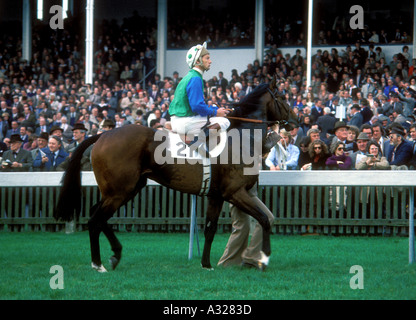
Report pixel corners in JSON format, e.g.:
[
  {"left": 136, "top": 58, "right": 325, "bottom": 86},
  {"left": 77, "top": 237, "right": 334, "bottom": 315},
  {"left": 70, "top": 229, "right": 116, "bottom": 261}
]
[
  {"left": 263, "top": 75, "right": 297, "bottom": 131},
  {"left": 228, "top": 75, "right": 295, "bottom": 128}
]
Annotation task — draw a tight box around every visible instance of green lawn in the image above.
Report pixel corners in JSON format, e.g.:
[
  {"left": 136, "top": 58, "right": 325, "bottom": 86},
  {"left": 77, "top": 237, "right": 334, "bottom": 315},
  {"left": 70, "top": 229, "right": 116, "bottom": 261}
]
[{"left": 0, "top": 232, "right": 415, "bottom": 300}]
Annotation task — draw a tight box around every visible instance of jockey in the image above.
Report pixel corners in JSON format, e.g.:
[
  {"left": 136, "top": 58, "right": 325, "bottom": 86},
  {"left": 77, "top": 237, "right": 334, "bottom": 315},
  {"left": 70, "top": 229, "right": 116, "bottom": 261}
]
[{"left": 169, "top": 42, "right": 230, "bottom": 147}]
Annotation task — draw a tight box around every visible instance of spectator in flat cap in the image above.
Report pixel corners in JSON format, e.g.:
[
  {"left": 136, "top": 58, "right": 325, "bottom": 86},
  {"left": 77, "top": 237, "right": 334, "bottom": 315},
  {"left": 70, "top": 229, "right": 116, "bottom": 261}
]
[
  {"left": 387, "top": 125, "right": 413, "bottom": 167},
  {"left": 349, "top": 132, "right": 370, "bottom": 167}
]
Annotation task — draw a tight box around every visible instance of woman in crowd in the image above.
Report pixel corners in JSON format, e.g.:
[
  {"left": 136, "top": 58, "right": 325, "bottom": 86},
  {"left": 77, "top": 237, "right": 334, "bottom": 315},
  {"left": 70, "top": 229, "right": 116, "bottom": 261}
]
[
  {"left": 301, "top": 139, "right": 330, "bottom": 170},
  {"left": 355, "top": 140, "right": 390, "bottom": 170},
  {"left": 346, "top": 125, "right": 359, "bottom": 153},
  {"left": 325, "top": 141, "right": 352, "bottom": 170}
]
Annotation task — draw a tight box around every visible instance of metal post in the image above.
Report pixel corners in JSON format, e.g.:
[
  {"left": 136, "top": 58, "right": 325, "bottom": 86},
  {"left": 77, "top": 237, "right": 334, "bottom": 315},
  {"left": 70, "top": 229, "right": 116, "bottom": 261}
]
[
  {"left": 254, "top": 0, "right": 265, "bottom": 63},
  {"left": 188, "top": 195, "right": 198, "bottom": 260},
  {"left": 156, "top": 0, "right": 167, "bottom": 78},
  {"left": 306, "top": 0, "right": 313, "bottom": 91},
  {"left": 85, "top": 0, "right": 94, "bottom": 85},
  {"left": 22, "top": 0, "right": 32, "bottom": 63},
  {"left": 409, "top": 187, "right": 415, "bottom": 264}
]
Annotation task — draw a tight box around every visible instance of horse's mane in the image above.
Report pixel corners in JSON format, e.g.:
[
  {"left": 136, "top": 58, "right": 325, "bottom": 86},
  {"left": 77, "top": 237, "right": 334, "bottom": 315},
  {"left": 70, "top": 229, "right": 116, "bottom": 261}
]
[{"left": 231, "top": 83, "right": 270, "bottom": 116}]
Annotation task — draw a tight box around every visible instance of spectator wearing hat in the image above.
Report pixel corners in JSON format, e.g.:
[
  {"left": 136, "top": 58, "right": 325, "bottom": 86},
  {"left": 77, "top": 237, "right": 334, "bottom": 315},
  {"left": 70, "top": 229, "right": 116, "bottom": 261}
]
[
  {"left": 33, "top": 135, "right": 69, "bottom": 171},
  {"left": 31, "top": 132, "right": 49, "bottom": 162},
  {"left": 349, "top": 132, "right": 370, "bottom": 167},
  {"left": 349, "top": 104, "right": 363, "bottom": 128},
  {"left": 65, "top": 123, "right": 87, "bottom": 153},
  {"left": 1, "top": 134, "right": 33, "bottom": 172},
  {"left": 329, "top": 121, "right": 349, "bottom": 148},
  {"left": 287, "top": 119, "right": 303, "bottom": 148},
  {"left": 50, "top": 125, "right": 68, "bottom": 148},
  {"left": 387, "top": 125, "right": 413, "bottom": 167}
]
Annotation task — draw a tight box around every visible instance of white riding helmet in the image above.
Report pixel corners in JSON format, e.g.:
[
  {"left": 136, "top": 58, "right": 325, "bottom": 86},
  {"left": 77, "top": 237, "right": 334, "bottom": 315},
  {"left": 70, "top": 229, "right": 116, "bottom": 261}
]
[{"left": 186, "top": 42, "right": 209, "bottom": 69}]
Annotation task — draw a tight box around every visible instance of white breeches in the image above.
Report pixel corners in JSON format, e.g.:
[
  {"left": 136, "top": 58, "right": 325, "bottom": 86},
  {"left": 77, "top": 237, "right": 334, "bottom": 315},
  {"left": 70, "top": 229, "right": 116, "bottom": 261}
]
[{"left": 171, "top": 115, "right": 230, "bottom": 136}]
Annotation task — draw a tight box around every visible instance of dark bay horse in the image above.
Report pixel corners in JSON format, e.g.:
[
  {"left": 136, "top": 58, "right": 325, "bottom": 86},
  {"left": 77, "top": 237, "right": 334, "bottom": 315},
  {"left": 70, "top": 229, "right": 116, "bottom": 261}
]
[{"left": 54, "top": 77, "right": 296, "bottom": 272}]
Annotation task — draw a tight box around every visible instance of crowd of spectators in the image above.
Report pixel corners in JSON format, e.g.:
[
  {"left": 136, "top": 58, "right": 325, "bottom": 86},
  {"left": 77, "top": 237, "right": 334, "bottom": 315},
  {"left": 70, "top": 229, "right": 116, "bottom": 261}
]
[{"left": 1, "top": 13, "right": 416, "bottom": 174}]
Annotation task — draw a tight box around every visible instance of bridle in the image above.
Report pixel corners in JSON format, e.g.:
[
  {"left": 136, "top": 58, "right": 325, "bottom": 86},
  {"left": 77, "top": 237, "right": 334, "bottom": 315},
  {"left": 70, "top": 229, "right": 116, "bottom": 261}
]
[{"left": 225, "top": 87, "right": 289, "bottom": 127}]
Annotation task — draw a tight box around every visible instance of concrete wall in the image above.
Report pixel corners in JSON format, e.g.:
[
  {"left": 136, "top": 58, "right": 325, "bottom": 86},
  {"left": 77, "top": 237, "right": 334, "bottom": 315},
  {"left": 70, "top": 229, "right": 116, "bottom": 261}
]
[
  {"left": 165, "top": 44, "right": 413, "bottom": 80},
  {"left": 165, "top": 47, "right": 257, "bottom": 81}
]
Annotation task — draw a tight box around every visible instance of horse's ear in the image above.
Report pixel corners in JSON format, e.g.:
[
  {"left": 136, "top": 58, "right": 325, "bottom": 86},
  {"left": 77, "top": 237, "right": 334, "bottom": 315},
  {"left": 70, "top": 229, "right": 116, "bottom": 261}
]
[{"left": 270, "top": 74, "right": 277, "bottom": 90}]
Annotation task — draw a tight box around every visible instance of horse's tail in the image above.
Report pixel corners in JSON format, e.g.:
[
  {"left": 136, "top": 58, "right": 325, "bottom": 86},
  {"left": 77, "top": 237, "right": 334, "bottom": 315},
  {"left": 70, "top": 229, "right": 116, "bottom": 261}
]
[{"left": 54, "top": 134, "right": 102, "bottom": 221}]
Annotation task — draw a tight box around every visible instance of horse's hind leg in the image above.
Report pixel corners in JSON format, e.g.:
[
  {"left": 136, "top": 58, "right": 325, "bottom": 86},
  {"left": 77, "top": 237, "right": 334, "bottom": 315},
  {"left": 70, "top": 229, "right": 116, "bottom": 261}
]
[
  {"left": 88, "top": 202, "right": 107, "bottom": 272},
  {"left": 201, "top": 196, "right": 224, "bottom": 270},
  {"left": 102, "top": 223, "right": 122, "bottom": 270},
  {"left": 88, "top": 200, "right": 122, "bottom": 272}
]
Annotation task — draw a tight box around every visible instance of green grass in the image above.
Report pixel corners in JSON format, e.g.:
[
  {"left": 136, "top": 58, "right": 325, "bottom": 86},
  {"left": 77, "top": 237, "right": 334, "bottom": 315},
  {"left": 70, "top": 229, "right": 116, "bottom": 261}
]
[{"left": 0, "top": 231, "right": 415, "bottom": 300}]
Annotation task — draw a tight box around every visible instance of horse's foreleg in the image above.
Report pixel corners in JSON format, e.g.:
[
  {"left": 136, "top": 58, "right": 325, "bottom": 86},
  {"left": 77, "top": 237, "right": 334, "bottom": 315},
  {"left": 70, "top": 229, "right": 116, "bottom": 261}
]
[{"left": 201, "top": 196, "right": 224, "bottom": 270}]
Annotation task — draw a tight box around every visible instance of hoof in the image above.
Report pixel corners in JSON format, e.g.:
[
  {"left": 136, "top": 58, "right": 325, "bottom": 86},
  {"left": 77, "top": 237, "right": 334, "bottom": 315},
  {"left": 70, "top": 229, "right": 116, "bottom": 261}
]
[
  {"left": 201, "top": 264, "right": 214, "bottom": 271},
  {"left": 259, "top": 251, "right": 270, "bottom": 272},
  {"left": 91, "top": 262, "right": 107, "bottom": 273},
  {"left": 109, "top": 256, "right": 120, "bottom": 270}
]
